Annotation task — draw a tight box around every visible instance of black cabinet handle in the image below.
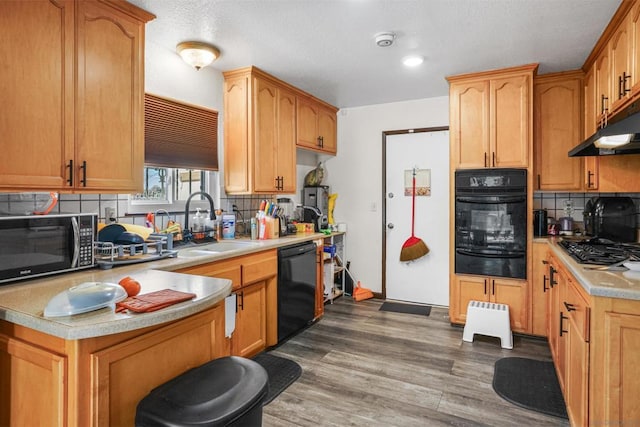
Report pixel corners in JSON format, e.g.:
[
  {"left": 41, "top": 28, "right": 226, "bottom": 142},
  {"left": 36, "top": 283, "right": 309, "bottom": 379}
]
[
  {"left": 67, "top": 160, "right": 74, "bottom": 186},
  {"left": 601, "top": 94, "right": 609, "bottom": 115},
  {"left": 492, "top": 152, "right": 496, "bottom": 167},
  {"left": 543, "top": 275, "right": 549, "bottom": 292},
  {"left": 549, "top": 266, "right": 558, "bottom": 287},
  {"left": 537, "top": 174, "right": 541, "bottom": 189},
  {"left": 316, "top": 136, "right": 322, "bottom": 147},
  {"left": 319, "top": 136, "right": 324, "bottom": 148},
  {"left": 80, "top": 161, "right": 87, "bottom": 187},
  {"left": 563, "top": 302, "right": 576, "bottom": 312},
  {"left": 483, "top": 278, "right": 487, "bottom": 295},
  {"left": 619, "top": 75, "right": 624, "bottom": 99},
  {"left": 491, "top": 279, "right": 495, "bottom": 295},
  {"left": 238, "top": 291, "right": 244, "bottom": 310},
  {"left": 542, "top": 260, "right": 549, "bottom": 265},
  {"left": 587, "top": 170, "right": 594, "bottom": 188},
  {"left": 623, "top": 71, "right": 631, "bottom": 96},
  {"left": 559, "top": 312, "right": 568, "bottom": 337},
  {"left": 484, "top": 152, "right": 487, "bottom": 168}
]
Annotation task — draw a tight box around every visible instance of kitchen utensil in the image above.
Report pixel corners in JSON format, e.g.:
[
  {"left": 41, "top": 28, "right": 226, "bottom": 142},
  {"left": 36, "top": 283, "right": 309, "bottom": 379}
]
[
  {"left": 33, "top": 192, "right": 58, "bottom": 215},
  {"left": 44, "top": 282, "right": 127, "bottom": 317},
  {"left": 400, "top": 168, "right": 429, "bottom": 262},
  {"left": 119, "top": 223, "right": 154, "bottom": 240},
  {"left": 584, "top": 257, "right": 631, "bottom": 271},
  {"left": 97, "top": 223, "right": 126, "bottom": 242}
]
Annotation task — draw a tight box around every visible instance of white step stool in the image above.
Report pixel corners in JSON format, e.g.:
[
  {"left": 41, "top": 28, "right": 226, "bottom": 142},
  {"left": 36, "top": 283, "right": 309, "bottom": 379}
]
[{"left": 462, "top": 300, "right": 513, "bottom": 349}]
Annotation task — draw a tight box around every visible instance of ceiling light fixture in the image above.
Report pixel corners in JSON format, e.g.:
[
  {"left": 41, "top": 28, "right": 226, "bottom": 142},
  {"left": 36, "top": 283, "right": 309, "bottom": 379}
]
[
  {"left": 403, "top": 55, "right": 424, "bottom": 67},
  {"left": 176, "top": 41, "right": 220, "bottom": 70}
]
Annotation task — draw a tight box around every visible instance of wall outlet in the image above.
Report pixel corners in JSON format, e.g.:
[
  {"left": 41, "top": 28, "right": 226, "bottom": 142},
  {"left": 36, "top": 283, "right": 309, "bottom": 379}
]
[{"left": 105, "top": 207, "right": 116, "bottom": 224}]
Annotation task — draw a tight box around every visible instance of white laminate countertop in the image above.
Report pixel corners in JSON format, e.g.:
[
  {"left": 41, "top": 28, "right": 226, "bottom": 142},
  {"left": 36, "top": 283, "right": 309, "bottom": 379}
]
[
  {"left": 0, "top": 232, "right": 336, "bottom": 340},
  {"left": 535, "top": 237, "right": 640, "bottom": 301}
]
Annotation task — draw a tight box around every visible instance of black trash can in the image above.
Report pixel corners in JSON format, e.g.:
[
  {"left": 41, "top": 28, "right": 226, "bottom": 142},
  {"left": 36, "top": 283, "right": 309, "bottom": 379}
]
[{"left": 136, "top": 356, "right": 269, "bottom": 427}]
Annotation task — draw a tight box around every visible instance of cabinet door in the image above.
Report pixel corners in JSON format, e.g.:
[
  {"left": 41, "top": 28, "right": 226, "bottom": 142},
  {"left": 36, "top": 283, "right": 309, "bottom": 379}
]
[
  {"left": 450, "top": 81, "right": 490, "bottom": 168},
  {"left": 253, "top": 77, "right": 279, "bottom": 192},
  {"left": 610, "top": 14, "right": 632, "bottom": 113},
  {"left": 0, "top": 0, "right": 74, "bottom": 190},
  {"left": 318, "top": 106, "right": 338, "bottom": 154},
  {"left": 297, "top": 97, "right": 320, "bottom": 149},
  {"left": 490, "top": 75, "right": 530, "bottom": 168},
  {"left": 224, "top": 75, "right": 250, "bottom": 193},
  {"left": 91, "top": 306, "right": 226, "bottom": 426},
  {"left": 75, "top": 1, "right": 144, "bottom": 191},
  {"left": 584, "top": 67, "right": 599, "bottom": 191},
  {"left": 566, "top": 320, "right": 589, "bottom": 427},
  {"left": 595, "top": 49, "right": 611, "bottom": 123},
  {"left": 531, "top": 243, "right": 549, "bottom": 336},
  {"left": 596, "top": 311, "right": 640, "bottom": 424},
  {"left": 490, "top": 278, "right": 528, "bottom": 333},
  {"left": 277, "top": 88, "right": 297, "bottom": 192},
  {"left": 0, "top": 335, "right": 66, "bottom": 426},
  {"left": 449, "top": 275, "right": 488, "bottom": 324},
  {"left": 234, "top": 281, "right": 267, "bottom": 358},
  {"left": 534, "top": 75, "right": 583, "bottom": 191}
]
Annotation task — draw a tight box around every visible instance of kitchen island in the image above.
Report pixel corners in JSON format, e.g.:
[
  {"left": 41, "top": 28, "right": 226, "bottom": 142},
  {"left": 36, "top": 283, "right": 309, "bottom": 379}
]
[{"left": 0, "top": 232, "right": 331, "bottom": 427}]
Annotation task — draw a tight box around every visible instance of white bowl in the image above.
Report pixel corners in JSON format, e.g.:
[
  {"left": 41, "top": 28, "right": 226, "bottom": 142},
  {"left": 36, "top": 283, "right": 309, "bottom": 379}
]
[{"left": 623, "top": 261, "right": 640, "bottom": 272}]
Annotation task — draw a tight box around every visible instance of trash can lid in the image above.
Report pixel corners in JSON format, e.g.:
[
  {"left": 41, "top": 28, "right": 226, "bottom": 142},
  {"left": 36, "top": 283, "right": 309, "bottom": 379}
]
[{"left": 137, "top": 356, "right": 269, "bottom": 426}]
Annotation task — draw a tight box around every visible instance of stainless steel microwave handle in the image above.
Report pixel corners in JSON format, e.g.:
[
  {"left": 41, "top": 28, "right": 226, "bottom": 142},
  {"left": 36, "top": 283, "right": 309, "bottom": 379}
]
[{"left": 71, "top": 216, "right": 80, "bottom": 268}]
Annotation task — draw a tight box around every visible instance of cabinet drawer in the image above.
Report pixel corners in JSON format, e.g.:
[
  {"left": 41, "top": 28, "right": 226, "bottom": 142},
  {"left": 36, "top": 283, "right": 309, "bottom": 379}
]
[
  {"left": 565, "top": 279, "right": 590, "bottom": 342},
  {"left": 242, "top": 252, "right": 277, "bottom": 285},
  {"left": 176, "top": 260, "right": 242, "bottom": 290}
]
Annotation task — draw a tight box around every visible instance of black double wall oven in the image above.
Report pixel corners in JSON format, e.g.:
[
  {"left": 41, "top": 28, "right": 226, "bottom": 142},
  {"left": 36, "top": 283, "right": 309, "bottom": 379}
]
[{"left": 455, "top": 169, "right": 527, "bottom": 280}]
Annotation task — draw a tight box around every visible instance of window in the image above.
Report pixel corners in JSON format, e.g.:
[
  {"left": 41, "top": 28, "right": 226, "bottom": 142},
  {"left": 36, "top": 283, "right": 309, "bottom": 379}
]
[{"left": 131, "top": 167, "right": 210, "bottom": 205}]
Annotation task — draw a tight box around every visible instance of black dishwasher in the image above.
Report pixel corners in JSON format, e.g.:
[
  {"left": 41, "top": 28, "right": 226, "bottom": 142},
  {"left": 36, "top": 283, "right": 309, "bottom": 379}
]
[{"left": 277, "top": 241, "right": 317, "bottom": 343}]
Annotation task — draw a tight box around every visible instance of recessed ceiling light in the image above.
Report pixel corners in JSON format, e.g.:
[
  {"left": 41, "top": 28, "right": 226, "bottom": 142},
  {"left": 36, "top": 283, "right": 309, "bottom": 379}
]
[{"left": 403, "top": 55, "right": 424, "bottom": 67}]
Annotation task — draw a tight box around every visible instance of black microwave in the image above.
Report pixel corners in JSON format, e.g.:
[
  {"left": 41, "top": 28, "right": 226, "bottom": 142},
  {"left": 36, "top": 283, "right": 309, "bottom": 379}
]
[{"left": 0, "top": 213, "right": 96, "bottom": 285}]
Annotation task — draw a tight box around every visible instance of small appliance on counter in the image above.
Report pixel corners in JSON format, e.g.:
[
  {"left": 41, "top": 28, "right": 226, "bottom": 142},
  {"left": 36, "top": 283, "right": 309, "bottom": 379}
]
[
  {"left": 303, "top": 186, "right": 329, "bottom": 231},
  {"left": 584, "top": 196, "right": 637, "bottom": 242},
  {"left": 558, "top": 200, "right": 574, "bottom": 236},
  {"left": 533, "top": 209, "right": 548, "bottom": 237}
]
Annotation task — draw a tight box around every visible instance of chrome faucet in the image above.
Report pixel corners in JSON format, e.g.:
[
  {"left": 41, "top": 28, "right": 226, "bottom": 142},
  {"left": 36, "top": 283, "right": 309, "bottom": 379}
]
[
  {"left": 154, "top": 209, "right": 172, "bottom": 231},
  {"left": 184, "top": 191, "right": 216, "bottom": 235}
]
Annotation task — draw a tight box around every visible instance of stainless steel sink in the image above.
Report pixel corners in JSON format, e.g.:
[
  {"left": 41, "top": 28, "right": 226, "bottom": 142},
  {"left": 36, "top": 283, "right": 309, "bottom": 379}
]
[{"left": 179, "top": 240, "right": 261, "bottom": 257}]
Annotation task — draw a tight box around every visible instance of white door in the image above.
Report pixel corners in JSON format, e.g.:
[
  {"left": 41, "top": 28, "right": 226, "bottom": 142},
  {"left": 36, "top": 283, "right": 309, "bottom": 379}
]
[{"left": 385, "top": 130, "right": 449, "bottom": 306}]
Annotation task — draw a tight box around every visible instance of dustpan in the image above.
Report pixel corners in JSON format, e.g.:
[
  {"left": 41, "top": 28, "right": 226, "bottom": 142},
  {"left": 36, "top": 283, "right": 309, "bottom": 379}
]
[{"left": 353, "top": 281, "right": 374, "bottom": 302}]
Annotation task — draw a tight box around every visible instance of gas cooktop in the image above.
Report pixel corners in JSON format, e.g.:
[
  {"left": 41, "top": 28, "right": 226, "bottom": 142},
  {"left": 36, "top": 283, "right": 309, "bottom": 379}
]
[{"left": 558, "top": 238, "right": 640, "bottom": 265}]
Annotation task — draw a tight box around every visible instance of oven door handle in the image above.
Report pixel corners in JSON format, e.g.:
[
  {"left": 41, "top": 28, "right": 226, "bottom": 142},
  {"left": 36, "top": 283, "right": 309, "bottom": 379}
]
[
  {"left": 456, "top": 248, "right": 525, "bottom": 259},
  {"left": 455, "top": 196, "right": 526, "bottom": 204}
]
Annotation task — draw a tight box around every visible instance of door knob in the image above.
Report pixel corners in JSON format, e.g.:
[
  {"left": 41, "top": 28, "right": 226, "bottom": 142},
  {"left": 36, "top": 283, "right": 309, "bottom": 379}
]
[{"left": 388, "top": 223, "right": 394, "bottom": 229}]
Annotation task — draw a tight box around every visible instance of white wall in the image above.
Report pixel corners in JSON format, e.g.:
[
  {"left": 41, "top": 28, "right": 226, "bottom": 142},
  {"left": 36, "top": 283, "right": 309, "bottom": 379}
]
[{"left": 324, "top": 97, "right": 449, "bottom": 294}]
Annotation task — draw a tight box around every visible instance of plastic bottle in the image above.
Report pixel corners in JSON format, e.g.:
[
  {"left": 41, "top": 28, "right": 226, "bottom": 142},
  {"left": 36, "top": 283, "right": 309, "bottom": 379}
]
[
  {"left": 222, "top": 213, "right": 236, "bottom": 239},
  {"left": 250, "top": 217, "right": 258, "bottom": 240},
  {"left": 193, "top": 208, "right": 203, "bottom": 232}
]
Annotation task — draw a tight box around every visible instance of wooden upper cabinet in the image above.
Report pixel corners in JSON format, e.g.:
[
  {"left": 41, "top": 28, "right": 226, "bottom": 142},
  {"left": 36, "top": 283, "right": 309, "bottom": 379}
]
[
  {"left": 449, "top": 81, "right": 490, "bottom": 168},
  {"left": 0, "top": 0, "right": 153, "bottom": 193},
  {"left": 610, "top": 13, "right": 632, "bottom": 113},
  {"left": 448, "top": 63, "right": 536, "bottom": 169},
  {"left": 584, "top": 67, "right": 600, "bottom": 191},
  {"left": 296, "top": 96, "right": 338, "bottom": 155},
  {"left": 534, "top": 71, "right": 584, "bottom": 191},
  {"left": 75, "top": 0, "right": 148, "bottom": 192},
  {"left": 595, "top": 45, "right": 612, "bottom": 124},
  {"left": 490, "top": 74, "right": 531, "bottom": 168},
  {"left": 224, "top": 67, "right": 315, "bottom": 194},
  {"left": 0, "top": 0, "right": 74, "bottom": 190}
]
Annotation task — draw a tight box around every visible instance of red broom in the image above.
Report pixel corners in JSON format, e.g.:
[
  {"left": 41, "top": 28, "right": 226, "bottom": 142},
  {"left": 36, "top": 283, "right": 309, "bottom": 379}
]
[{"left": 400, "top": 169, "right": 429, "bottom": 262}]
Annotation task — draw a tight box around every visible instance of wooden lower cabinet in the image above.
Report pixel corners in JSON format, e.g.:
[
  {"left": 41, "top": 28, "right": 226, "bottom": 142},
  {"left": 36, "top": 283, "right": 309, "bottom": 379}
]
[
  {"left": 589, "top": 296, "right": 640, "bottom": 426},
  {"left": 233, "top": 281, "right": 267, "bottom": 357},
  {"left": 0, "top": 302, "right": 225, "bottom": 427},
  {"left": 176, "top": 249, "right": 278, "bottom": 357},
  {"left": 531, "top": 242, "right": 549, "bottom": 336},
  {"left": 0, "top": 336, "right": 66, "bottom": 426},
  {"left": 450, "top": 274, "right": 528, "bottom": 333}
]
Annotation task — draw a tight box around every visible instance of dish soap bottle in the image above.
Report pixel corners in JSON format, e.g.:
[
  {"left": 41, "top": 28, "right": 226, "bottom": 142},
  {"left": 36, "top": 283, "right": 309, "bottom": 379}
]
[{"left": 193, "top": 208, "right": 203, "bottom": 232}]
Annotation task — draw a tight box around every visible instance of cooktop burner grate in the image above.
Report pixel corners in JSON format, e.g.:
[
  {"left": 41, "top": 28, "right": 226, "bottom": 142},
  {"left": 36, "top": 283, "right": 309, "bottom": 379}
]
[{"left": 558, "top": 239, "right": 640, "bottom": 265}]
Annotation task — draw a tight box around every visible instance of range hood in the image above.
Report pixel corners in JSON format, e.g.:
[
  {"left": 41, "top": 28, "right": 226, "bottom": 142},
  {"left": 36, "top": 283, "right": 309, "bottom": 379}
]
[{"left": 569, "top": 102, "right": 640, "bottom": 156}]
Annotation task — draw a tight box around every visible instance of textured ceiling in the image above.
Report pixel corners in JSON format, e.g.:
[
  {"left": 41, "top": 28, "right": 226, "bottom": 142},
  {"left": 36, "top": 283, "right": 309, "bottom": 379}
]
[{"left": 129, "top": 0, "right": 621, "bottom": 109}]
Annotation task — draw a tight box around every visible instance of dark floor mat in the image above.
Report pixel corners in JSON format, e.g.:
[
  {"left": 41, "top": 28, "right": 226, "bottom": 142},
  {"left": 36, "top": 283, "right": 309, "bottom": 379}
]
[
  {"left": 252, "top": 352, "right": 302, "bottom": 405},
  {"left": 493, "top": 357, "right": 568, "bottom": 419},
  {"left": 379, "top": 301, "right": 431, "bottom": 316}
]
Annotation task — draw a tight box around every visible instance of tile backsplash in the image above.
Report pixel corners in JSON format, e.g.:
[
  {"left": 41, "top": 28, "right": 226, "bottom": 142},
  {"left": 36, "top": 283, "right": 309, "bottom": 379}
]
[
  {"left": 0, "top": 193, "right": 285, "bottom": 237},
  {"left": 533, "top": 192, "right": 640, "bottom": 232}
]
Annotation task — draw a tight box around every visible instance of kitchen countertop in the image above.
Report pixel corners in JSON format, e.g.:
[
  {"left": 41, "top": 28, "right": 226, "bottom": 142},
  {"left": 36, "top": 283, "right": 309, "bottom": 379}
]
[
  {"left": 0, "top": 232, "right": 335, "bottom": 340},
  {"left": 536, "top": 237, "right": 640, "bottom": 301}
]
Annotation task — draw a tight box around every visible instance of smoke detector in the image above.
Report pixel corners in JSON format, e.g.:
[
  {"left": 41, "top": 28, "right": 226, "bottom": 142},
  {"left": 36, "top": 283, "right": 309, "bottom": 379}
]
[{"left": 375, "top": 32, "right": 396, "bottom": 47}]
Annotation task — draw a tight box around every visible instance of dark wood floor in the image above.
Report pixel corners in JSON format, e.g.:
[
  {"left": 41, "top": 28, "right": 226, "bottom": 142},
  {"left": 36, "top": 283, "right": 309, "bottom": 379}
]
[{"left": 263, "top": 297, "right": 569, "bottom": 426}]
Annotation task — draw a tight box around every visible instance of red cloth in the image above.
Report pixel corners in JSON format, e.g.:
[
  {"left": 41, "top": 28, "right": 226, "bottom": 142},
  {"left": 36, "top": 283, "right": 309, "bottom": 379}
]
[{"left": 116, "top": 289, "right": 196, "bottom": 313}]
